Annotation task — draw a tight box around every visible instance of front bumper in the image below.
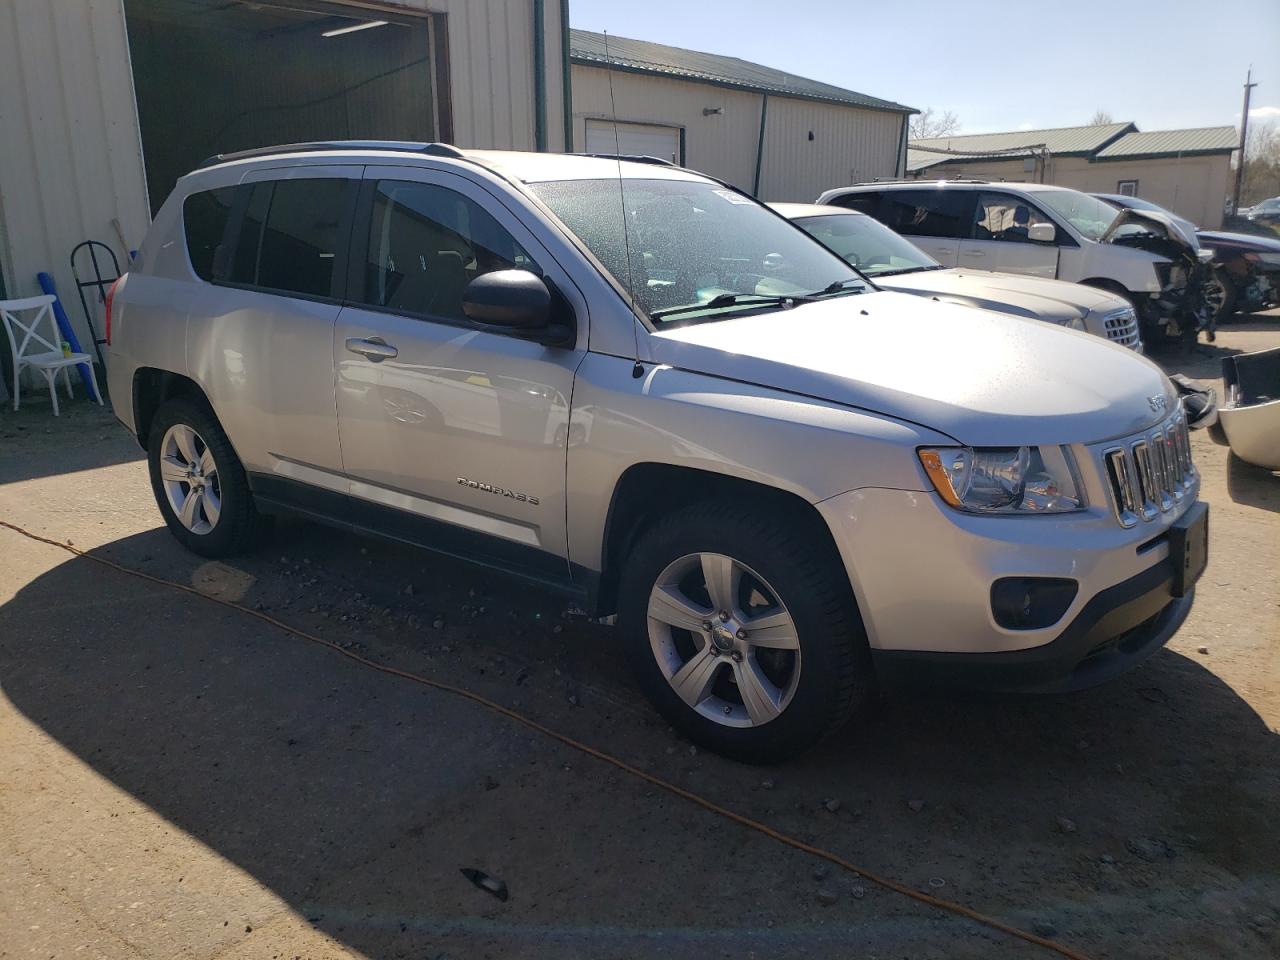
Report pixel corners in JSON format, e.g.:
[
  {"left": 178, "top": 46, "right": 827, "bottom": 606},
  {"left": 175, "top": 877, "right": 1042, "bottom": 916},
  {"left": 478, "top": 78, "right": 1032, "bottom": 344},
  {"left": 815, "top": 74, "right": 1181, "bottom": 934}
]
[
  {"left": 817, "top": 482, "right": 1203, "bottom": 691},
  {"left": 869, "top": 559, "right": 1192, "bottom": 693}
]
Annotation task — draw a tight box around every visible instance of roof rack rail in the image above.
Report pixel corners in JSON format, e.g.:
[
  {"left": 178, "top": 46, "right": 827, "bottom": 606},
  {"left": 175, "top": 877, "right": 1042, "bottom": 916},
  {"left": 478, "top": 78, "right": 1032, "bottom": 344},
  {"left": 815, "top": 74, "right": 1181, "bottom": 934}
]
[
  {"left": 847, "top": 177, "right": 992, "bottom": 186},
  {"left": 575, "top": 153, "right": 677, "bottom": 167},
  {"left": 197, "top": 141, "right": 466, "bottom": 169}
]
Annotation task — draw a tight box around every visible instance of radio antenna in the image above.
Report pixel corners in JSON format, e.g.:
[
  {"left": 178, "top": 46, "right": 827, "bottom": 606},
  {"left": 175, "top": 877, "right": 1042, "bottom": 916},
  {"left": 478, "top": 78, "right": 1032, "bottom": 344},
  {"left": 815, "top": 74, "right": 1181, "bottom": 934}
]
[{"left": 602, "top": 31, "right": 644, "bottom": 377}]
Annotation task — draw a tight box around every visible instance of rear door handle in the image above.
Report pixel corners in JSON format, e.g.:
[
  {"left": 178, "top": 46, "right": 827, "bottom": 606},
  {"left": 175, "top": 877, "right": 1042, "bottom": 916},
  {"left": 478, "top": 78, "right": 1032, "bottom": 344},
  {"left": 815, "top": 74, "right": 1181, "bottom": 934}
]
[
  {"left": 345, "top": 337, "right": 398, "bottom": 362},
  {"left": 962, "top": 250, "right": 986, "bottom": 257}
]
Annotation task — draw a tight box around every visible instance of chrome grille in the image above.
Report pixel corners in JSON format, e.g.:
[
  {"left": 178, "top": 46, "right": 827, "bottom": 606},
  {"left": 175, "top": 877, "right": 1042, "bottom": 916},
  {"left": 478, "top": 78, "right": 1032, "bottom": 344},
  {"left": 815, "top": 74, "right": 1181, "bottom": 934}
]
[
  {"left": 1103, "top": 411, "right": 1195, "bottom": 527},
  {"left": 1102, "top": 308, "right": 1142, "bottom": 350}
]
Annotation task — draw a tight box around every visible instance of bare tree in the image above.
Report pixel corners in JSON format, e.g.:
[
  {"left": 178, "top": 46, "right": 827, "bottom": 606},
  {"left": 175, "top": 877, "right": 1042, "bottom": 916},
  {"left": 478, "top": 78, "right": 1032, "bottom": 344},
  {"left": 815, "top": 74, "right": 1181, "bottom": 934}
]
[
  {"left": 1089, "top": 109, "right": 1114, "bottom": 125},
  {"left": 909, "top": 107, "right": 960, "bottom": 141},
  {"left": 1240, "top": 120, "right": 1280, "bottom": 206}
]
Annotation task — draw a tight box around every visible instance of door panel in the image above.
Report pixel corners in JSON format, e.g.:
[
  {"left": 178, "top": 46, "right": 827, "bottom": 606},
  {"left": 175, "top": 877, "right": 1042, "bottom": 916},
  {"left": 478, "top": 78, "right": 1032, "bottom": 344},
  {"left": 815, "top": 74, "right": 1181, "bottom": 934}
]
[
  {"left": 911, "top": 238, "right": 961, "bottom": 267},
  {"left": 335, "top": 167, "right": 586, "bottom": 571},
  {"left": 959, "top": 192, "right": 1060, "bottom": 278},
  {"left": 186, "top": 165, "right": 361, "bottom": 478}
]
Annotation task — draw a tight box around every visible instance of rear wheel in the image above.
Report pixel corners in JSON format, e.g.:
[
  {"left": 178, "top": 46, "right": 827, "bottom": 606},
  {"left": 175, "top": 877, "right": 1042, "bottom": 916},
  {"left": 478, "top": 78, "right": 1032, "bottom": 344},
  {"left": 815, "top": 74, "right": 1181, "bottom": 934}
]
[
  {"left": 619, "top": 500, "right": 872, "bottom": 763},
  {"left": 147, "top": 398, "right": 264, "bottom": 557}
]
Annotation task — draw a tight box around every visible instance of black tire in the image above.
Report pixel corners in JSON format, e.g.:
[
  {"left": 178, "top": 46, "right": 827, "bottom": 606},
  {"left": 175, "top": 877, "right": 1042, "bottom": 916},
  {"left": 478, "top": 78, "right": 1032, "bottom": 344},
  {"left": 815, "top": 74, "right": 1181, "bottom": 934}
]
[
  {"left": 1204, "top": 268, "right": 1237, "bottom": 325},
  {"left": 147, "top": 397, "right": 264, "bottom": 558},
  {"left": 619, "top": 499, "right": 872, "bottom": 764}
]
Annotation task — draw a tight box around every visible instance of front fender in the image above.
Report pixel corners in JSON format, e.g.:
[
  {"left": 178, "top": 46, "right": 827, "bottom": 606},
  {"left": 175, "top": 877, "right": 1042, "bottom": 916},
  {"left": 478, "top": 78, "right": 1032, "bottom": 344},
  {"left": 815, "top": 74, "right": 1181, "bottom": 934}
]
[{"left": 565, "top": 353, "right": 951, "bottom": 572}]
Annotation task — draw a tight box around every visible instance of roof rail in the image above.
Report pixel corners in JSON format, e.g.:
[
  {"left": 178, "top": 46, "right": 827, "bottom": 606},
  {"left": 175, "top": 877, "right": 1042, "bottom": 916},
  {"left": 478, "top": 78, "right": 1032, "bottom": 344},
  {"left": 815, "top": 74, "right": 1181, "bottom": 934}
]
[
  {"left": 197, "top": 141, "right": 466, "bottom": 169},
  {"left": 848, "top": 177, "right": 992, "bottom": 186},
  {"left": 575, "top": 153, "right": 676, "bottom": 167}
]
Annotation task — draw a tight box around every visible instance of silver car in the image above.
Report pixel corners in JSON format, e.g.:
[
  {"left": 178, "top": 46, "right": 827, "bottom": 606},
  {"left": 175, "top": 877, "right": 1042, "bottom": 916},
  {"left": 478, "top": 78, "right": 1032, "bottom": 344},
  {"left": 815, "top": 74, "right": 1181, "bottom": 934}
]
[
  {"left": 772, "top": 202, "right": 1142, "bottom": 350},
  {"left": 106, "top": 143, "right": 1207, "bottom": 762}
]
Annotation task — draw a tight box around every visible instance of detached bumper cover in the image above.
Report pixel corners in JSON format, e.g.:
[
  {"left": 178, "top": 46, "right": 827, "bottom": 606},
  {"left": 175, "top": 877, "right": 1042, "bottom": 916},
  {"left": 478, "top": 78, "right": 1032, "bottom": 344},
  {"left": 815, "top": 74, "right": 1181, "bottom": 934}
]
[{"left": 871, "top": 558, "right": 1192, "bottom": 694}]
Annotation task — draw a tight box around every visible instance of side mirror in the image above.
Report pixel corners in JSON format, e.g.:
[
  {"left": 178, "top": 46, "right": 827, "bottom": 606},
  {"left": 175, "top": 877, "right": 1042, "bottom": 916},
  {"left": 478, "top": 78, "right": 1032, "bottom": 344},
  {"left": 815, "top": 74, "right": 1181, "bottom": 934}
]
[
  {"left": 462, "top": 270, "right": 551, "bottom": 330},
  {"left": 1028, "top": 222, "right": 1057, "bottom": 244}
]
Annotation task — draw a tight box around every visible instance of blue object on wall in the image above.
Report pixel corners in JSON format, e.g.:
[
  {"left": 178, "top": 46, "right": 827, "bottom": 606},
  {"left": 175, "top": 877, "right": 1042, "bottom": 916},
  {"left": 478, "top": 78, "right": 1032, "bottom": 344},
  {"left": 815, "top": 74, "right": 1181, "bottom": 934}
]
[{"left": 37, "top": 271, "right": 101, "bottom": 402}]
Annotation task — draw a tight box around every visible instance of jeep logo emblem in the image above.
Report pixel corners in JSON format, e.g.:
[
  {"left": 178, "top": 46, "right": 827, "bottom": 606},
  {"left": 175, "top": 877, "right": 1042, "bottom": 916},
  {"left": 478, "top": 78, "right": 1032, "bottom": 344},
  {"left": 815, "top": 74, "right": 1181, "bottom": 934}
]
[{"left": 1148, "top": 395, "right": 1167, "bottom": 413}]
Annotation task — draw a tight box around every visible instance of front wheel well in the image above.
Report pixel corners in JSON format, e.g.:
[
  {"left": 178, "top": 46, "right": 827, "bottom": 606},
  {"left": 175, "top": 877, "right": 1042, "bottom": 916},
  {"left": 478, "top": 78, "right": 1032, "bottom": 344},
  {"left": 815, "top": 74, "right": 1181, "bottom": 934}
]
[
  {"left": 592, "top": 463, "right": 848, "bottom": 617},
  {"left": 131, "top": 369, "right": 210, "bottom": 449}
]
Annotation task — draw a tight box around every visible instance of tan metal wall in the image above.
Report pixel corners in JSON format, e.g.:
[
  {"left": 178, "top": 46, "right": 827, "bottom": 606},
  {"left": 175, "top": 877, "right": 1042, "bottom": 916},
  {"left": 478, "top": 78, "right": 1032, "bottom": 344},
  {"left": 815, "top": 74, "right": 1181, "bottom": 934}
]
[
  {"left": 758, "top": 98, "right": 904, "bottom": 201},
  {"left": 572, "top": 65, "right": 763, "bottom": 190},
  {"left": 572, "top": 64, "right": 906, "bottom": 199},
  {"left": 0, "top": 0, "right": 566, "bottom": 351}
]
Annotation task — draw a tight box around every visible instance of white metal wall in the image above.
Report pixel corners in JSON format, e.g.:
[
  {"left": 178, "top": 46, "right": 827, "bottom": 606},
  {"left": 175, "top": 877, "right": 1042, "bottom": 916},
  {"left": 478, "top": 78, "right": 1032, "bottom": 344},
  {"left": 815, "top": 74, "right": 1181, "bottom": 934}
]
[
  {"left": 0, "top": 0, "right": 150, "bottom": 350},
  {"left": 0, "top": 0, "right": 567, "bottom": 353},
  {"left": 572, "top": 64, "right": 906, "bottom": 201}
]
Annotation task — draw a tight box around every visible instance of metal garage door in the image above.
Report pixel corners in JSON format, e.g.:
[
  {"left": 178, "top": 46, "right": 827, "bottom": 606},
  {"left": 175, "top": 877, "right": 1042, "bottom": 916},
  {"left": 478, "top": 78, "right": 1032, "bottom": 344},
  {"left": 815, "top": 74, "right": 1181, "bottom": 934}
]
[{"left": 584, "top": 120, "right": 680, "bottom": 163}]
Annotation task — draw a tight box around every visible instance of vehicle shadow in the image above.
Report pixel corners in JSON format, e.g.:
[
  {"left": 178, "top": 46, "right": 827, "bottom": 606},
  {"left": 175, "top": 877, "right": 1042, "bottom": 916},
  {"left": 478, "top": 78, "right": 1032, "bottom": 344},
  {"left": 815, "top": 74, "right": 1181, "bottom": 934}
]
[
  {"left": 2, "top": 527, "right": 1278, "bottom": 959},
  {"left": 1227, "top": 452, "right": 1280, "bottom": 512},
  {"left": 0, "top": 403, "right": 142, "bottom": 485}
]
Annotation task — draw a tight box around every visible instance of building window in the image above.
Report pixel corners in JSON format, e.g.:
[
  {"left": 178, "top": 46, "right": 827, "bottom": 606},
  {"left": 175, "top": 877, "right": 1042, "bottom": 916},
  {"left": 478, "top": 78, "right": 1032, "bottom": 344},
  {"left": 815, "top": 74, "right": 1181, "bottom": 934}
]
[{"left": 1117, "top": 180, "right": 1139, "bottom": 197}]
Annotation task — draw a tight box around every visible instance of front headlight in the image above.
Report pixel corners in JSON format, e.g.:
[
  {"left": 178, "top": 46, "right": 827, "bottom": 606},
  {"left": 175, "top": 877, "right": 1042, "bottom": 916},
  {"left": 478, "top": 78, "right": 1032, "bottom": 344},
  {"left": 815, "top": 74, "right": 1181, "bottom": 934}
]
[
  {"left": 1059, "top": 314, "right": 1087, "bottom": 331},
  {"left": 918, "top": 446, "right": 1085, "bottom": 514}
]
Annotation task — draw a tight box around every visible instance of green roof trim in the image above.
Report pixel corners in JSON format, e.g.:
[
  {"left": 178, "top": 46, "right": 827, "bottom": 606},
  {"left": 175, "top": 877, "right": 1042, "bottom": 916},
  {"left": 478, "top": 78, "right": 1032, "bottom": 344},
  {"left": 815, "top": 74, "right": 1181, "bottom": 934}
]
[{"left": 568, "top": 28, "right": 915, "bottom": 114}]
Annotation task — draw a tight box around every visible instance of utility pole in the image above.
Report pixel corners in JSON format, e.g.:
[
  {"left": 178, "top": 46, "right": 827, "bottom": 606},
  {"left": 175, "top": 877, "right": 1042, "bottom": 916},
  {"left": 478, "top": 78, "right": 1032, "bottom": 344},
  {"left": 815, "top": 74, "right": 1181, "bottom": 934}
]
[{"left": 1232, "top": 67, "right": 1258, "bottom": 215}]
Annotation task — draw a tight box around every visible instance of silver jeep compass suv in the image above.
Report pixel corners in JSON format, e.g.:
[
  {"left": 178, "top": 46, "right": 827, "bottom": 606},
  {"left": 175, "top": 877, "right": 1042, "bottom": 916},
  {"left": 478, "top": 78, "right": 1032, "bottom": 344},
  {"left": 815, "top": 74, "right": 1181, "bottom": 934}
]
[{"left": 106, "top": 143, "right": 1208, "bottom": 762}]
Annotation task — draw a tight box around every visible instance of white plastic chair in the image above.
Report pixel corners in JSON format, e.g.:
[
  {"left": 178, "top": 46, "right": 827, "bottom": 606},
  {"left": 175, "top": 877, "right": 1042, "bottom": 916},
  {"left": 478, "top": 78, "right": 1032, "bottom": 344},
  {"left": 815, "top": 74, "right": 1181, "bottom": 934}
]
[{"left": 1, "top": 295, "right": 103, "bottom": 417}]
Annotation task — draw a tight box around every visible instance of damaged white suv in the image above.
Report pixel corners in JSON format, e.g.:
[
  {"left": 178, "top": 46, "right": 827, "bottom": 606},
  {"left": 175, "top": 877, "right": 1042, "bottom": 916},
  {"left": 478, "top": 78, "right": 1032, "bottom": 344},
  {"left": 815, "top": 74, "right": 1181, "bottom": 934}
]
[{"left": 106, "top": 144, "right": 1208, "bottom": 762}]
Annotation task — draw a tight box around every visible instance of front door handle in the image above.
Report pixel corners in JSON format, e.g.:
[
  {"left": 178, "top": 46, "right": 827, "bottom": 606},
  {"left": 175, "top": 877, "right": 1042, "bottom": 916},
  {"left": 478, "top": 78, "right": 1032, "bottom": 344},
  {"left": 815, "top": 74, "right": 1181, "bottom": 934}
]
[
  {"left": 962, "top": 249, "right": 986, "bottom": 257},
  {"left": 345, "top": 337, "right": 398, "bottom": 362}
]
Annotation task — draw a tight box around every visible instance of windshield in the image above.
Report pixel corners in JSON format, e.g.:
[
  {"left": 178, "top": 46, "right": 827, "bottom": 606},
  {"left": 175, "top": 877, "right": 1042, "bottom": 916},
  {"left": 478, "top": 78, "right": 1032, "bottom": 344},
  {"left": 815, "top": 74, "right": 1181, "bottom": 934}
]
[
  {"left": 792, "top": 213, "right": 939, "bottom": 276},
  {"left": 528, "top": 178, "right": 865, "bottom": 322},
  {"left": 1035, "top": 189, "right": 1120, "bottom": 241}
]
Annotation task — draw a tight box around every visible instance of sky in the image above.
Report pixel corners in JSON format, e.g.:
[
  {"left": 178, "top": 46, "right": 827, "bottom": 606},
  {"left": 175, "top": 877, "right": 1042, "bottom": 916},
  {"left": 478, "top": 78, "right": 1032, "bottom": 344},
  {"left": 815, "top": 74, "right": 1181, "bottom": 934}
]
[{"left": 569, "top": 0, "right": 1280, "bottom": 136}]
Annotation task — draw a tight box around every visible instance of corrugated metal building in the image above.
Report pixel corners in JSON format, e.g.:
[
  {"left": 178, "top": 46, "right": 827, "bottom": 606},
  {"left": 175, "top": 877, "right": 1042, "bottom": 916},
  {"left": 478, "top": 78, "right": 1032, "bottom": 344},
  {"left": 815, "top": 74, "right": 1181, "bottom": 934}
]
[
  {"left": 907, "top": 123, "right": 1237, "bottom": 229},
  {"left": 569, "top": 29, "right": 915, "bottom": 202},
  {"left": 0, "top": 0, "right": 570, "bottom": 356}
]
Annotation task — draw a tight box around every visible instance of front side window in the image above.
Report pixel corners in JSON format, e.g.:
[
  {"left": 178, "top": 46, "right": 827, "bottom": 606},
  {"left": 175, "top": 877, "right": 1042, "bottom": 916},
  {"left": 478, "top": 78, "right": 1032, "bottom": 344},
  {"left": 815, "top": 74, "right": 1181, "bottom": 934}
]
[
  {"left": 228, "top": 178, "right": 348, "bottom": 298},
  {"left": 880, "top": 189, "right": 971, "bottom": 239},
  {"left": 529, "top": 178, "right": 864, "bottom": 322},
  {"left": 183, "top": 187, "right": 236, "bottom": 281},
  {"left": 793, "top": 213, "right": 939, "bottom": 277},
  {"left": 972, "top": 192, "right": 1057, "bottom": 243},
  {"left": 1034, "top": 189, "right": 1120, "bottom": 241},
  {"left": 361, "top": 180, "right": 535, "bottom": 322}
]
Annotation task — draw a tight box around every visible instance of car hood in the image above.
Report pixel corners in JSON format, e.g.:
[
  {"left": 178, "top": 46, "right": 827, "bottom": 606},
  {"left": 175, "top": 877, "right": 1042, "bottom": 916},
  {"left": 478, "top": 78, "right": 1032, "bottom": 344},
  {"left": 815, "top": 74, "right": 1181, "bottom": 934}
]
[
  {"left": 1101, "top": 208, "right": 1200, "bottom": 251},
  {"left": 874, "top": 269, "right": 1122, "bottom": 322},
  {"left": 649, "top": 291, "right": 1174, "bottom": 447},
  {"left": 1197, "top": 230, "right": 1280, "bottom": 253}
]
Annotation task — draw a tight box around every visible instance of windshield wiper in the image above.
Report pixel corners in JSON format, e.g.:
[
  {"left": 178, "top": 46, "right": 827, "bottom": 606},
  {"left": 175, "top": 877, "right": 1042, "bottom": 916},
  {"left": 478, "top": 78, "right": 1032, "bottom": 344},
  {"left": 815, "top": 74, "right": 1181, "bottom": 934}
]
[
  {"left": 808, "top": 277, "right": 868, "bottom": 297},
  {"left": 650, "top": 293, "right": 809, "bottom": 321},
  {"left": 872, "top": 265, "right": 943, "bottom": 277}
]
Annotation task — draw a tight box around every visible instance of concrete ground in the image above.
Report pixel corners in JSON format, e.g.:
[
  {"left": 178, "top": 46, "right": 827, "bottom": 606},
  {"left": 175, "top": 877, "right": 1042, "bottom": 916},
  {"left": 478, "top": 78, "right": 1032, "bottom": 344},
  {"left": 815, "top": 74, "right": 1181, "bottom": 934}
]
[{"left": 2, "top": 318, "right": 1278, "bottom": 960}]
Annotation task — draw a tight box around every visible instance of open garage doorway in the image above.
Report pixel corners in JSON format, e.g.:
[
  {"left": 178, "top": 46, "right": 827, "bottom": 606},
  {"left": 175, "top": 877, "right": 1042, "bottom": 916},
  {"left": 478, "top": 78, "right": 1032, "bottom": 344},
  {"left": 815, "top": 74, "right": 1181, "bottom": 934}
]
[{"left": 124, "top": 0, "right": 446, "bottom": 213}]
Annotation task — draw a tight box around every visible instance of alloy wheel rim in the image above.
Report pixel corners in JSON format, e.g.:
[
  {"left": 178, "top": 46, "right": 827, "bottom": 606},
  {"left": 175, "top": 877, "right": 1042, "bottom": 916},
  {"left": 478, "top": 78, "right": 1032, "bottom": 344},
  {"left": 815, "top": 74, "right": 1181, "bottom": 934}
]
[
  {"left": 647, "top": 552, "right": 801, "bottom": 729},
  {"left": 159, "top": 424, "right": 221, "bottom": 535}
]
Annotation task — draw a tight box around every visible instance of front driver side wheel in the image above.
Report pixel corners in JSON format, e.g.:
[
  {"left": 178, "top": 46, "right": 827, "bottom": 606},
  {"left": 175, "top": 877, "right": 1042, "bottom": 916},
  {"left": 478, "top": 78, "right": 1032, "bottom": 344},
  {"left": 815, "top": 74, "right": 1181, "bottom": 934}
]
[{"left": 620, "top": 500, "right": 872, "bottom": 763}]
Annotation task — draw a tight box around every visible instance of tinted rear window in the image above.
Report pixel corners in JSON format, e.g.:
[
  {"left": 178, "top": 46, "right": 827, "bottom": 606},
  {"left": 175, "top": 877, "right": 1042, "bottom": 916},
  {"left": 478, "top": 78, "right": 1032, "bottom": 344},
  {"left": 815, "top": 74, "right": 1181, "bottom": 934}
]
[
  {"left": 882, "top": 189, "right": 971, "bottom": 239},
  {"left": 182, "top": 187, "right": 236, "bottom": 281},
  {"left": 828, "top": 192, "right": 883, "bottom": 216},
  {"left": 229, "top": 178, "right": 348, "bottom": 298}
]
